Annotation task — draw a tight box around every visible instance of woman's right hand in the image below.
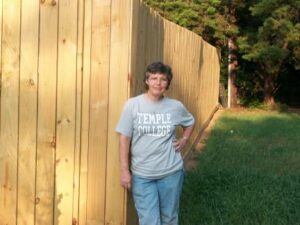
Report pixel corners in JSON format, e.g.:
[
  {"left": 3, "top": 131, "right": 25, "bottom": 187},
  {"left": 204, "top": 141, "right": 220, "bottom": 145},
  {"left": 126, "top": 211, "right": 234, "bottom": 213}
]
[{"left": 120, "top": 169, "right": 132, "bottom": 190}]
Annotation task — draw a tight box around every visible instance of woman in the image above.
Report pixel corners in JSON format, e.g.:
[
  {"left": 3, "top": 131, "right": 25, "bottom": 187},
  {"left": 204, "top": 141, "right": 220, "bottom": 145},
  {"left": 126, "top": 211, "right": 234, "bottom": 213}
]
[{"left": 116, "top": 62, "right": 195, "bottom": 225}]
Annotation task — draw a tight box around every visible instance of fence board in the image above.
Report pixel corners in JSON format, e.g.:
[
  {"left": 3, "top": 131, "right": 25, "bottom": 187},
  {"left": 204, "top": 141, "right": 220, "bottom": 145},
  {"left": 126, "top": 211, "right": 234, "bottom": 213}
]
[
  {"left": 17, "top": 0, "right": 39, "bottom": 224},
  {"left": 78, "top": 0, "right": 92, "bottom": 224},
  {"left": 35, "top": 1, "right": 58, "bottom": 224},
  {"left": 0, "top": 0, "right": 2, "bottom": 130},
  {"left": 86, "top": 1, "right": 111, "bottom": 224},
  {"left": 73, "top": 0, "right": 84, "bottom": 224},
  {"left": 105, "top": 0, "right": 131, "bottom": 224},
  {"left": 126, "top": 1, "right": 140, "bottom": 224},
  {"left": 54, "top": 0, "right": 78, "bottom": 224},
  {"left": 0, "top": 0, "right": 20, "bottom": 224},
  {"left": 129, "top": 0, "right": 139, "bottom": 97}
]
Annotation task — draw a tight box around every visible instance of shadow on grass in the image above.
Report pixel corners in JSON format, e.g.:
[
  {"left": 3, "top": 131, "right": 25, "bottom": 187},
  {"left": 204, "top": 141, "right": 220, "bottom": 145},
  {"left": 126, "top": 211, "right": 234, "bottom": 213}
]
[{"left": 180, "top": 111, "right": 300, "bottom": 225}]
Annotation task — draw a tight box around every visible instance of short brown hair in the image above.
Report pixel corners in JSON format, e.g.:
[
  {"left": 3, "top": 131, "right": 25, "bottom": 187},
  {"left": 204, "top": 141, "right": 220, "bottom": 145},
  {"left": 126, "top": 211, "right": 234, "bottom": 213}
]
[{"left": 144, "top": 62, "right": 173, "bottom": 90}]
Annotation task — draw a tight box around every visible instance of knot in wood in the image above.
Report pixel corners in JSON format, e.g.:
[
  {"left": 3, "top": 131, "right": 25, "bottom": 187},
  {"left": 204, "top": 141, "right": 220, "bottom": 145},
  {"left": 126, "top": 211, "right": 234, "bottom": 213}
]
[
  {"left": 72, "top": 218, "right": 77, "bottom": 225},
  {"left": 35, "top": 197, "right": 40, "bottom": 204},
  {"left": 51, "top": 0, "right": 56, "bottom": 6},
  {"left": 51, "top": 136, "right": 56, "bottom": 148},
  {"left": 29, "top": 78, "right": 35, "bottom": 86}
]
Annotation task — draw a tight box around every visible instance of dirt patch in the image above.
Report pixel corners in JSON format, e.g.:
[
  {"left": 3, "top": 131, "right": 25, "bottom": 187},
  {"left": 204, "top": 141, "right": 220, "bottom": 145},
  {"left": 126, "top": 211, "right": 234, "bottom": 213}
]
[{"left": 184, "top": 108, "right": 224, "bottom": 171}]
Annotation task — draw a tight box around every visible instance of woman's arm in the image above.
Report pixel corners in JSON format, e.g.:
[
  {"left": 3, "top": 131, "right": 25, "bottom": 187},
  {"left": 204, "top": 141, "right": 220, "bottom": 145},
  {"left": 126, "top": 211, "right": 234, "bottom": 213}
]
[
  {"left": 119, "top": 134, "right": 132, "bottom": 189},
  {"left": 173, "top": 124, "right": 195, "bottom": 151}
]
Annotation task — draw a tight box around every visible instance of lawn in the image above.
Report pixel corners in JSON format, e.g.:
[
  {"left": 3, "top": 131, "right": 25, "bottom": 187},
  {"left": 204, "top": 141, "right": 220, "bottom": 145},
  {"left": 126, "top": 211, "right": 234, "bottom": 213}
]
[{"left": 180, "top": 110, "right": 300, "bottom": 225}]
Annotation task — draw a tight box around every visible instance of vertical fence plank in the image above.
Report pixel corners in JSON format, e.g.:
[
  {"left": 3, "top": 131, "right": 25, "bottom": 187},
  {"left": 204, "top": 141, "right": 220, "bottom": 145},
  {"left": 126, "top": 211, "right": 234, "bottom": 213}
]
[
  {"left": 129, "top": 0, "right": 139, "bottom": 97},
  {"left": 54, "top": 0, "right": 78, "bottom": 224},
  {"left": 127, "top": 1, "right": 137, "bottom": 224},
  {"left": 0, "top": 0, "right": 2, "bottom": 123},
  {"left": 203, "top": 42, "right": 209, "bottom": 118},
  {"left": 197, "top": 38, "right": 204, "bottom": 123},
  {"left": 35, "top": 1, "right": 58, "bottom": 224},
  {"left": 194, "top": 35, "right": 203, "bottom": 134},
  {"left": 216, "top": 49, "right": 221, "bottom": 105},
  {"left": 17, "top": 0, "right": 39, "bottom": 224},
  {"left": 198, "top": 40, "right": 206, "bottom": 122},
  {"left": 138, "top": 1, "right": 148, "bottom": 95},
  {"left": 106, "top": 0, "right": 131, "bottom": 224},
  {"left": 163, "top": 19, "right": 170, "bottom": 64},
  {"left": 73, "top": 0, "right": 84, "bottom": 224},
  {"left": 78, "top": 0, "right": 92, "bottom": 224},
  {"left": 0, "top": 0, "right": 20, "bottom": 224},
  {"left": 86, "top": 1, "right": 111, "bottom": 224},
  {"left": 126, "top": 1, "right": 140, "bottom": 224}
]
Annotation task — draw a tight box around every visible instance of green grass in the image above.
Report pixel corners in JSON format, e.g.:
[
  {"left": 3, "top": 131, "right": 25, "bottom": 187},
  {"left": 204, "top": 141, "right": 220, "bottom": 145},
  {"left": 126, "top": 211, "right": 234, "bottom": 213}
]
[{"left": 180, "top": 110, "right": 300, "bottom": 225}]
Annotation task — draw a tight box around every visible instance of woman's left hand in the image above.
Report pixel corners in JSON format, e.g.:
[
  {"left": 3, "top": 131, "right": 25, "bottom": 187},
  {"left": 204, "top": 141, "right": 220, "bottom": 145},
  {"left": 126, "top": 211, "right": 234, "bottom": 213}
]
[{"left": 173, "top": 137, "right": 188, "bottom": 152}]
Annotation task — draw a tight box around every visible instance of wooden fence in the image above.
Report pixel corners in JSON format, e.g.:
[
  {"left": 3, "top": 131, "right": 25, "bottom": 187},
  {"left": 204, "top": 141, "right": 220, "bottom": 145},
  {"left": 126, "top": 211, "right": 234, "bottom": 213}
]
[{"left": 0, "top": 1, "right": 220, "bottom": 225}]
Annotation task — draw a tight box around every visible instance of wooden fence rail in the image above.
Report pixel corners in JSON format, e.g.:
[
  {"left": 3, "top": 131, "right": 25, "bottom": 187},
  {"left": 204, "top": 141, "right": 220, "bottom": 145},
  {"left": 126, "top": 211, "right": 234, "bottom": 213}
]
[{"left": 0, "top": 1, "right": 220, "bottom": 225}]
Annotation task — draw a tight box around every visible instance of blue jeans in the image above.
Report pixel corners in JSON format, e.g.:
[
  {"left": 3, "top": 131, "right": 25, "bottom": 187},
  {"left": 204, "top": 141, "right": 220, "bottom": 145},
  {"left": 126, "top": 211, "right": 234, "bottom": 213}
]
[{"left": 132, "top": 169, "right": 184, "bottom": 225}]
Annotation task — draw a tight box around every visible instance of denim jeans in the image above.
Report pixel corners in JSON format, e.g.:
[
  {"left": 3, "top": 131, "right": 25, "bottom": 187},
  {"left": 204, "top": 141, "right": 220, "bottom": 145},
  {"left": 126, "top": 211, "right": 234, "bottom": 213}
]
[{"left": 132, "top": 169, "right": 184, "bottom": 225}]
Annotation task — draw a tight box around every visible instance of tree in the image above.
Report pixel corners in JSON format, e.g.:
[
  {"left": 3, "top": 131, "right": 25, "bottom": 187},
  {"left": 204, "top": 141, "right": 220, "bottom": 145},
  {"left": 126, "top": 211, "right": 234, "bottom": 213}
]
[
  {"left": 143, "top": 0, "right": 201, "bottom": 31},
  {"left": 238, "top": 0, "right": 300, "bottom": 105},
  {"left": 227, "top": 0, "right": 242, "bottom": 108}
]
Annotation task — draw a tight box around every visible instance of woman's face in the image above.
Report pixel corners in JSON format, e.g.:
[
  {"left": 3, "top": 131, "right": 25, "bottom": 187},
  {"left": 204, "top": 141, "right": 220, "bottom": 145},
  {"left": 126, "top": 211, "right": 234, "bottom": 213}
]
[{"left": 146, "top": 73, "right": 169, "bottom": 97}]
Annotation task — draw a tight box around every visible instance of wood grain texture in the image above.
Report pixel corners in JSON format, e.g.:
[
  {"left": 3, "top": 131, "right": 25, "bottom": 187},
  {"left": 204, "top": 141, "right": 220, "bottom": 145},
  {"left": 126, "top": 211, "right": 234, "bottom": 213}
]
[
  {"left": 35, "top": 1, "right": 58, "bottom": 224},
  {"left": 0, "top": 0, "right": 20, "bottom": 224},
  {"left": 105, "top": 0, "right": 131, "bottom": 224},
  {"left": 73, "top": 0, "right": 84, "bottom": 224},
  {"left": 17, "top": 0, "right": 39, "bottom": 224},
  {"left": 78, "top": 0, "right": 92, "bottom": 225},
  {"left": 86, "top": 1, "right": 111, "bottom": 224},
  {"left": 54, "top": 0, "right": 78, "bottom": 224},
  {"left": 0, "top": 0, "right": 2, "bottom": 130},
  {"left": 126, "top": 1, "right": 140, "bottom": 224}
]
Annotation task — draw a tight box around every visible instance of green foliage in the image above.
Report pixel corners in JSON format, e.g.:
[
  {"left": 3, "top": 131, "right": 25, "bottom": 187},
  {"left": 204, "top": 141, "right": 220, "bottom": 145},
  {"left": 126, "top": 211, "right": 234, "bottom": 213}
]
[
  {"left": 144, "top": 0, "right": 239, "bottom": 48},
  {"left": 236, "top": 0, "right": 300, "bottom": 103},
  {"left": 239, "top": 2, "right": 300, "bottom": 73},
  {"left": 143, "top": 0, "right": 201, "bottom": 30}
]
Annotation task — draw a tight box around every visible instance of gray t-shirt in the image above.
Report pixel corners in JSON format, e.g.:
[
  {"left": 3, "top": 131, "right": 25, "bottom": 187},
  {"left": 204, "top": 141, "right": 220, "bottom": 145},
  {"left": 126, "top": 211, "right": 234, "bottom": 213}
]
[{"left": 116, "top": 94, "right": 195, "bottom": 179}]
